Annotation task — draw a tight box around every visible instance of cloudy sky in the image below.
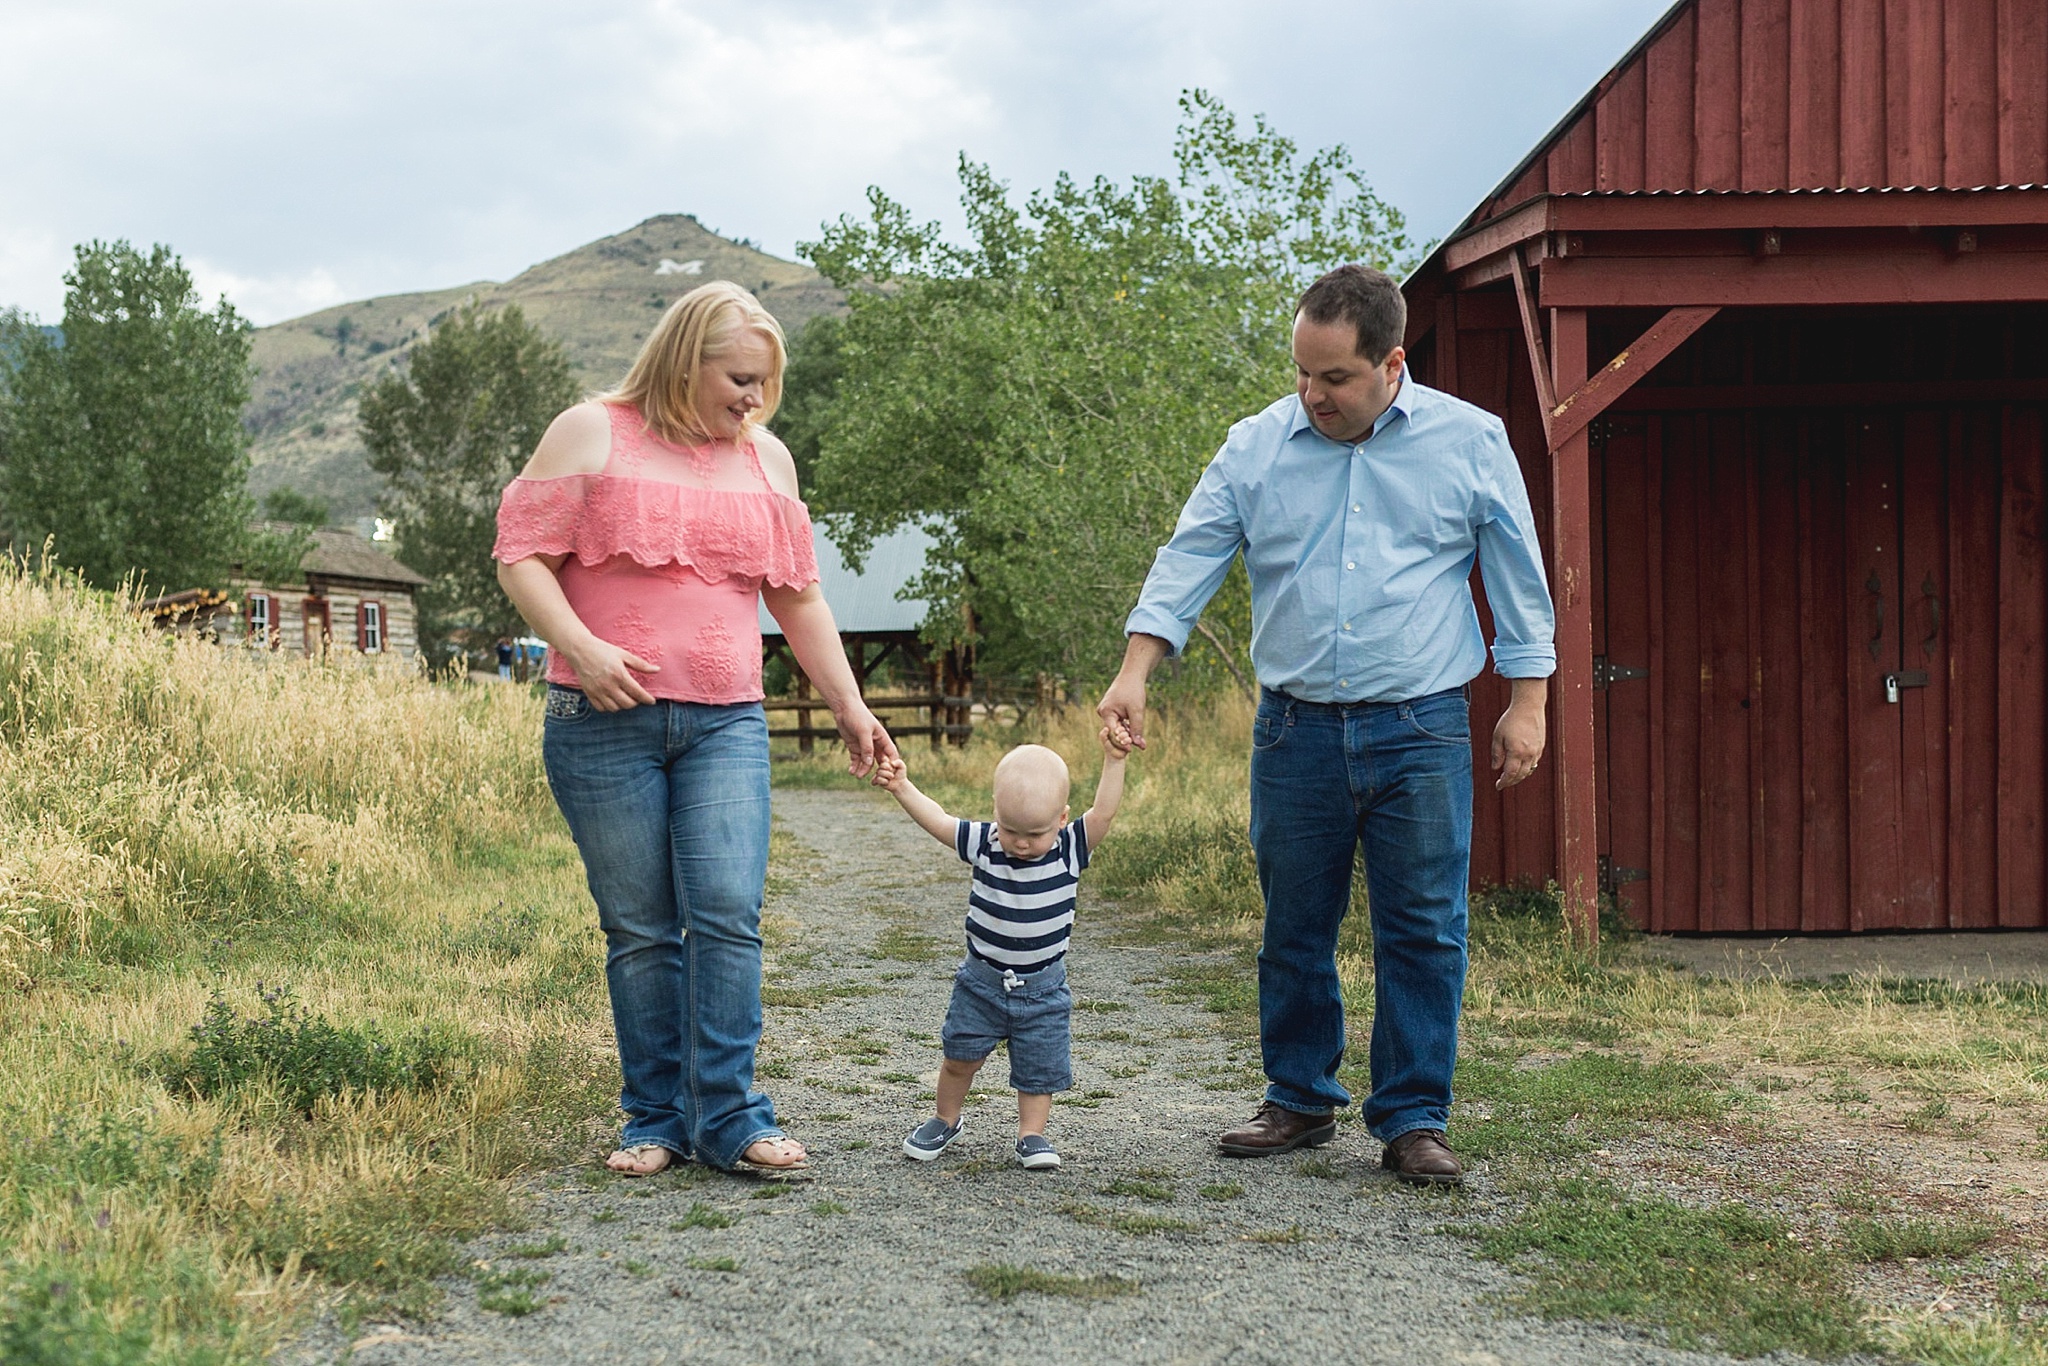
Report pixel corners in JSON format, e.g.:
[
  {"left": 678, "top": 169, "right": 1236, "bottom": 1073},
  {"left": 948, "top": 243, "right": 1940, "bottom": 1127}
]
[{"left": 2, "top": 0, "right": 1674, "bottom": 325}]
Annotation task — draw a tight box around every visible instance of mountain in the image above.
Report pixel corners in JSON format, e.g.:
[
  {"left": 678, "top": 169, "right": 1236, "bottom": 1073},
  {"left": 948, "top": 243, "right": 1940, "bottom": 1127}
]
[{"left": 245, "top": 215, "right": 843, "bottom": 519}]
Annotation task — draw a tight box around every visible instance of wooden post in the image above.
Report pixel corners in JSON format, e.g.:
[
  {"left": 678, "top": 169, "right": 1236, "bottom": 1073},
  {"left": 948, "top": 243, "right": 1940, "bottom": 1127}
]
[
  {"left": 795, "top": 670, "right": 815, "bottom": 755},
  {"left": 1549, "top": 306, "right": 1601, "bottom": 949}
]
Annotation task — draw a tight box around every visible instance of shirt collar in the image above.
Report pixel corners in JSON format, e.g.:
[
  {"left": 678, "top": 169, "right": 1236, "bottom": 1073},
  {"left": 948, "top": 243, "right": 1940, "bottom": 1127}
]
[{"left": 1287, "top": 366, "right": 1415, "bottom": 445}]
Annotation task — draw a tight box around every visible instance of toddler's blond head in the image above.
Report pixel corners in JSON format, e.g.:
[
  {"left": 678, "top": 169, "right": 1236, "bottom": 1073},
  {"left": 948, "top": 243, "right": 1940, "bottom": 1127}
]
[{"left": 992, "top": 744, "right": 1071, "bottom": 831}]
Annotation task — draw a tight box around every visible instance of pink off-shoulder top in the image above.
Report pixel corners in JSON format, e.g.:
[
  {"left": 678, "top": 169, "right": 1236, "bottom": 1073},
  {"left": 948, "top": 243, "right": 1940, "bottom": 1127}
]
[{"left": 491, "top": 402, "right": 818, "bottom": 704}]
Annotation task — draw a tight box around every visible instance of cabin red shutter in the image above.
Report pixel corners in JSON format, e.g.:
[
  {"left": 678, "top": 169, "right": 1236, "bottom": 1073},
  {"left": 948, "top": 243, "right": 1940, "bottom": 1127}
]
[{"left": 356, "top": 600, "right": 368, "bottom": 651}]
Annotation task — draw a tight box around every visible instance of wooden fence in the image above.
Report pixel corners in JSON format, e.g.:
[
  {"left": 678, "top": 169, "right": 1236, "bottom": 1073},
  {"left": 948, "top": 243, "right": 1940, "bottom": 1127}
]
[{"left": 765, "top": 693, "right": 974, "bottom": 752}]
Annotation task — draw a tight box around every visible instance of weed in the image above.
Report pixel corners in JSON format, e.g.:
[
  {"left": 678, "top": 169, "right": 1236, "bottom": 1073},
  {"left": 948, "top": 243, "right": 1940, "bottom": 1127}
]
[
  {"left": 504, "top": 1235, "right": 568, "bottom": 1259},
  {"left": 761, "top": 983, "right": 879, "bottom": 1009},
  {"left": 1076, "top": 1001, "right": 1130, "bottom": 1013},
  {"left": 670, "top": 1204, "right": 736, "bottom": 1231},
  {"left": 622, "top": 1259, "right": 652, "bottom": 1277},
  {"left": 475, "top": 1267, "right": 550, "bottom": 1316},
  {"left": 878, "top": 1072, "right": 919, "bottom": 1084},
  {"left": 1100, "top": 1177, "right": 1175, "bottom": 1202},
  {"left": 589, "top": 1209, "right": 620, "bottom": 1225},
  {"left": 811, "top": 1200, "right": 849, "bottom": 1217},
  {"left": 1840, "top": 1215, "right": 2004, "bottom": 1263},
  {"left": 1062, "top": 1202, "right": 1202, "bottom": 1236},
  {"left": 812, "top": 1112, "right": 853, "bottom": 1122},
  {"left": 1244, "top": 1226, "right": 1307, "bottom": 1244},
  {"left": 750, "top": 1186, "right": 788, "bottom": 1200},
  {"left": 1199, "top": 1183, "right": 1244, "bottom": 1201},
  {"left": 1297, "top": 1156, "right": 1343, "bottom": 1179},
  {"left": 873, "top": 923, "right": 947, "bottom": 963},
  {"left": 687, "top": 1256, "right": 742, "bottom": 1273},
  {"left": 963, "top": 1264, "right": 1141, "bottom": 1301}
]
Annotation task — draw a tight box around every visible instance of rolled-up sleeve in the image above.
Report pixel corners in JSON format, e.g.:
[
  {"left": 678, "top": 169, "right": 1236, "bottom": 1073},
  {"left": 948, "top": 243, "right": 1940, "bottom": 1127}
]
[
  {"left": 1472, "top": 426, "right": 1557, "bottom": 678},
  {"left": 1124, "top": 449, "right": 1245, "bottom": 656}
]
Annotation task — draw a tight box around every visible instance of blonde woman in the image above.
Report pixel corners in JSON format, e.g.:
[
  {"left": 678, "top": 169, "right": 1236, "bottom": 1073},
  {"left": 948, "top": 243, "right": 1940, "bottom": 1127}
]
[{"left": 495, "top": 282, "right": 894, "bottom": 1176}]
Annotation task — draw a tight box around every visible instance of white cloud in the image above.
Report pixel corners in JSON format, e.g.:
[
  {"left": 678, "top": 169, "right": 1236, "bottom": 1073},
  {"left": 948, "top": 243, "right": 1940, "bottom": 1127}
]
[{"left": 185, "top": 259, "right": 350, "bottom": 325}]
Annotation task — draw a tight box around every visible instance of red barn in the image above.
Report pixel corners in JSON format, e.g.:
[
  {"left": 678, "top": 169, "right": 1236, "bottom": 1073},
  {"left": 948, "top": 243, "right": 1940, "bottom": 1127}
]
[{"left": 1402, "top": 0, "right": 2048, "bottom": 935}]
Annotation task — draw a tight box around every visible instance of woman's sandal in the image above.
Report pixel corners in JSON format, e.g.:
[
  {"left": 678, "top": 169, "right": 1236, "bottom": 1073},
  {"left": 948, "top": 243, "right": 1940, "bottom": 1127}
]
[
  {"left": 731, "top": 1135, "right": 809, "bottom": 1180},
  {"left": 604, "top": 1144, "right": 674, "bottom": 1177}
]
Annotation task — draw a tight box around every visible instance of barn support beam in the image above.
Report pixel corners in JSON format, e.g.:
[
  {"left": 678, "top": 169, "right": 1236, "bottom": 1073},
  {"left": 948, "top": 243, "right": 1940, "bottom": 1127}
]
[
  {"left": 1548, "top": 306, "right": 1721, "bottom": 448},
  {"left": 1548, "top": 306, "right": 1601, "bottom": 950}
]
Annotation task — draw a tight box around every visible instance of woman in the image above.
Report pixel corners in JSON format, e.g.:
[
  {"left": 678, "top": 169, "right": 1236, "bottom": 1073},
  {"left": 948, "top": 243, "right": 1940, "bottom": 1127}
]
[{"left": 494, "top": 281, "right": 893, "bottom": 1176}]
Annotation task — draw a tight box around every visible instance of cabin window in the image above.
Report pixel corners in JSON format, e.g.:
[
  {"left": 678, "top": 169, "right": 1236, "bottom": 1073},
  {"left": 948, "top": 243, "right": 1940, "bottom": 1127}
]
[
  {"left": 247, "top": 593, "right": 272, "bottom": 645},
  {"left": 358, "top": 600, "right": 384, "bottom": 653}
]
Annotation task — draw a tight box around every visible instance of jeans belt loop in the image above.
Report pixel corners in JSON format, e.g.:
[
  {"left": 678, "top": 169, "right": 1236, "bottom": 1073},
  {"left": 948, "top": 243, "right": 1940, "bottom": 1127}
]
[{"left": 1002, "top": 968, "right": 1023, "bottom": 993}]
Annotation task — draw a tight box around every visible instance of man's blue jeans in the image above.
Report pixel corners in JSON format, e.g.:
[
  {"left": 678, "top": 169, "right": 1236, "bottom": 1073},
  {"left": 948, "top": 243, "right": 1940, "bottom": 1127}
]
[
  {"left": 1248, "top": 685, "right": 1473, "bottom": 1143},
  {"left": 541, "top": 687, "right": 779, "bottom": 1169}
]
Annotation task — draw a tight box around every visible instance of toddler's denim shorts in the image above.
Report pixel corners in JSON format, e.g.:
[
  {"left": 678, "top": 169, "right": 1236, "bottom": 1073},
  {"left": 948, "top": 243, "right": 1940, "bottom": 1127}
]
[{"left": 940, "top": 954, "right": 1073, "bottom": 1094}]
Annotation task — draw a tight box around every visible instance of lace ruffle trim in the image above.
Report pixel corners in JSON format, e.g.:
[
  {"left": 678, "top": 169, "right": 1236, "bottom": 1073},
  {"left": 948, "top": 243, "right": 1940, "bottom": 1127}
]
[{"left": 491, "top": 475, "right": 819, "bottom": 588}]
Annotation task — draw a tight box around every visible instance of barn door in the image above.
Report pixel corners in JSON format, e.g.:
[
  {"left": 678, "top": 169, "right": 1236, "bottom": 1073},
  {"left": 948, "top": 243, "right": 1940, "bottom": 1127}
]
[{"left": 1842, "top": 412, "right": 1952, "bottom": 929}]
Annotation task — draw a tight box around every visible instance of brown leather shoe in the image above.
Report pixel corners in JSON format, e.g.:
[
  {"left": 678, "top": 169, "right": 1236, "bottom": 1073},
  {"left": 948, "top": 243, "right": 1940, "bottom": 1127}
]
[
  {"left": 1217, "top": 1101, "right": 1338, "bottom": 1157},
  {"left": 1382, "top": 1129, "right": 1463, "bottom": 1186}
]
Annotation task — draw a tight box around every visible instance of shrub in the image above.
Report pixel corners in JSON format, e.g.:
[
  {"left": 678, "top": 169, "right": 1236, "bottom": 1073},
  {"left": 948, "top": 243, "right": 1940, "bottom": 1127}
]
[{"left": 154, "top": 987, "right": 469, "bottom": 1114}]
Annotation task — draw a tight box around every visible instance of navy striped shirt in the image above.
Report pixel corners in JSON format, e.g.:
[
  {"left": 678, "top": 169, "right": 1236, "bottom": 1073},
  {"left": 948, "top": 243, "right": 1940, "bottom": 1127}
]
[{"left": 955, "top": 819, "right": 1090, "bottom": 972}]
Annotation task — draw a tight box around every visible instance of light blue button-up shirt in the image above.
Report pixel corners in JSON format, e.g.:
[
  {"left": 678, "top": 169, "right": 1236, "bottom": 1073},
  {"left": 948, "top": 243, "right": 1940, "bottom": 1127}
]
[{"left": 1125, "top": 375, "right": 1556, "bottom": 703}]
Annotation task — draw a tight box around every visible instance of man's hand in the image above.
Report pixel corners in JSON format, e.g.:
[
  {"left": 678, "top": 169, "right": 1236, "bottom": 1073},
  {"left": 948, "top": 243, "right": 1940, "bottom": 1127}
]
[
  {"left": 1097, "top": 634, "right": 1170, "bottom": 751},
  {"left": 1491, "top": 678, "right": 1548, "bottom": 790}
]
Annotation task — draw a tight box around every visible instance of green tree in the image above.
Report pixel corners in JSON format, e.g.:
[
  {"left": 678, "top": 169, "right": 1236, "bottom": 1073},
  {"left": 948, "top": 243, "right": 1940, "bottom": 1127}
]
[
  {"left": 260, "top": 487, "right": 329, "bottom": 526},
  {"left": 359, "top": 301, "right": 577, "bottom": 659},
  {"left": 797, "top": 91, "right": 1423, "bottom": 691},
  {"left": 0, "top": 242, "right": 255, "bottom": 591}
]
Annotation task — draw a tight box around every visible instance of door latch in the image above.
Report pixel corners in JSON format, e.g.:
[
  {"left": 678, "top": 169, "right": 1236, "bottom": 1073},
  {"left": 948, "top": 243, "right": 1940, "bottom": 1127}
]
[{"left": 1883, "top": 669, "right": 1930, "bottom": 704}]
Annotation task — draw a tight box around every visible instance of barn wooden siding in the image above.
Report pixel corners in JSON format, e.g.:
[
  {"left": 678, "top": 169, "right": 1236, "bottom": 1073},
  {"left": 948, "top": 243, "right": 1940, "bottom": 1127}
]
[{"left": 1481, "top": 0, "right": 2048, "bottom": 212}]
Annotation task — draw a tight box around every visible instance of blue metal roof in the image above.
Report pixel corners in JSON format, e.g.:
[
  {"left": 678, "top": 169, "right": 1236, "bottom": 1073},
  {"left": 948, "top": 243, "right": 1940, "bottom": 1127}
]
[{"left": 759, "top": 522, "right": 934, "bottom": 637}]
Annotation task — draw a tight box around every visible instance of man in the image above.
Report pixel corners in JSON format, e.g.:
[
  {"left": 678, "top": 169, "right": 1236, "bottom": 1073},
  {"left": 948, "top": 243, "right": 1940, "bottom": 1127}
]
[{"left": 1097, "top": 265, "right": 1553, "bottom": 1186}]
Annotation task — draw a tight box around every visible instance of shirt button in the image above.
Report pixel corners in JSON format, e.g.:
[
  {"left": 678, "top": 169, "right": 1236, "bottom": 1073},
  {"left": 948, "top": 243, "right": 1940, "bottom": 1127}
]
[
  {"left": 1345, "top": 562, "right": 1356, "bottom": 570},
  {"left": 1343, "top": 622, "right": 1352, "bottom": 631},
  {"left": 1352, "top": 504, "right": 1361, "bottom": 512},
  {"left": 1340, "top": 679, "right": 1349, "bottom": 687}
]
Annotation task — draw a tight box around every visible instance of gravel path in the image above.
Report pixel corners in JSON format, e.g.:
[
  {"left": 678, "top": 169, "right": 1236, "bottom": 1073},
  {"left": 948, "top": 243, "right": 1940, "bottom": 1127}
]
[{"left": 320, "top": 788, "right": 1797, "bottom": 1366}]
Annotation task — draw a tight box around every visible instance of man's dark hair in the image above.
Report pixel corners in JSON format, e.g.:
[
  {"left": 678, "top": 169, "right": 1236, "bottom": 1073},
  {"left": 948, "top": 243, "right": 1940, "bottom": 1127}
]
[{"left": 1297, "top": 265, "right": 1407, "bottom": 363}]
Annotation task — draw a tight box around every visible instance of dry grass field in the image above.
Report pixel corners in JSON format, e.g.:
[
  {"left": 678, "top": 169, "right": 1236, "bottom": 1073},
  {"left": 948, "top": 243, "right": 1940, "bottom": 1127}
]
[{"left": 0, "top": 558, "right": 617, "bottom": 1361}]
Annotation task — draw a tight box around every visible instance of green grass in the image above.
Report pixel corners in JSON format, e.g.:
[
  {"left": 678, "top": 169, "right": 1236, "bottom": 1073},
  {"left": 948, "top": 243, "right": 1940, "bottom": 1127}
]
[
  {"left": 474, "top": 1267, "right": 551, "bottom": 1317},
  {"left": 669, "top": 1203, "right": 736, "bottom": 1231},
  {"left": 1062, "top": 1202, "right": 1202, "bottom": 1237},
  {"left": 1100, "top": 1177, "right": 1175, "bottom": 1202},
  {"left": 963, "top": 1264, "right": 1141, "bottom": 1301},
  {"left": 1473, "top": 1179, "right": 1868, "bottom": 1358},
  {"left": 503, "top": 1235, "right": 568, "bottom": 1259},
  {"left": 810, "top": 1200, "right": 848, "bottom": 1217},
  {"left": 1199, "top": 1183, "right": 1244, "bottom": 1201},
  {"left": 686, "top": 1256, "right": 742, "bottom": 1273},
  {"left": 1839, "top": 1215, "right": 2004, "bottom": 1263}
]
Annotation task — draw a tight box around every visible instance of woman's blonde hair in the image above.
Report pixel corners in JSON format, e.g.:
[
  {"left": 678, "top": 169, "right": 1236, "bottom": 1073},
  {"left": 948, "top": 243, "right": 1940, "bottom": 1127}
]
[{"left": 604, "top": 280, "right": 787, "bottom": 446}]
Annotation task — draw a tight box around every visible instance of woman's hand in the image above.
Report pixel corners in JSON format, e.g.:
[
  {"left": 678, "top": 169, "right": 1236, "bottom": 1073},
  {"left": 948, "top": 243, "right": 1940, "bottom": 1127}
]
[
  {"left": 832, "top": 699, "right": 898, "bottom": 778},
  {"left": 559, "top": 636, "right": 660, "bottom": 711}
]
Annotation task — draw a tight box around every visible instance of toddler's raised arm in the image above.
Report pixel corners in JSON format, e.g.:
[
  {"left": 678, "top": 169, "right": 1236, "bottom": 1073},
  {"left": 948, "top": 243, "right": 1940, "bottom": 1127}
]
[
  {"left": 1082, "top": 723, "right": 1134, "bottom": 851},
  {"left": 871, "top": 755, "right": 959, "bottom": 848}
]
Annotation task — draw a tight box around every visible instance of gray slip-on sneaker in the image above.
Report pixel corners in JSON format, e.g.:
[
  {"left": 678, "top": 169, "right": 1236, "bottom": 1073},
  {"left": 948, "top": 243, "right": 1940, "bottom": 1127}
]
[
  {"left": 1015, "top": 1135, "right": 1061, "bottom": 1170},
  {"left": 902, "top": 1115, "right": 965, "bottom": 1161}
]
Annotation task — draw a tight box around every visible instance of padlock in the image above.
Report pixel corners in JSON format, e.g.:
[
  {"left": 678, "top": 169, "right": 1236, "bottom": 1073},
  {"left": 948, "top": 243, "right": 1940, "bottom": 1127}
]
[{"left": 1884, "top": 673, "right": 1901, "bottom": 704}]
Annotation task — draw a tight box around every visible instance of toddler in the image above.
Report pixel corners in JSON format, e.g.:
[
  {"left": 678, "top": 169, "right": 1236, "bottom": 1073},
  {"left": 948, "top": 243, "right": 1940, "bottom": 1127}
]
[{"left": 873, "top": 726, "right": 1131, "bottom": 1169}]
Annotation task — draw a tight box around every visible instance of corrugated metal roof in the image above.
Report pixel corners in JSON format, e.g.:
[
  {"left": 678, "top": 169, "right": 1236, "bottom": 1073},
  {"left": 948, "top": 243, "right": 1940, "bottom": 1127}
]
[{"left": 759, "top": 522, "right": 934, "bottom": 637}]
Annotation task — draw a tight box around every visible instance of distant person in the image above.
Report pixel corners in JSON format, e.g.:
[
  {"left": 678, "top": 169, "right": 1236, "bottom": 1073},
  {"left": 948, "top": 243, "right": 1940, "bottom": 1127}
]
[
  {"left": 495, "top": 280, "right": 897, "bottom": 1178},
  {"left": 495, "top": 637, "right": 514, "bottom": 681},
  {"left": 1097, "top": 265, "right": 1554, "bottom": 1187},
  {"left": 874, "top": 725, "right": 1132, "bottom": 1170}
]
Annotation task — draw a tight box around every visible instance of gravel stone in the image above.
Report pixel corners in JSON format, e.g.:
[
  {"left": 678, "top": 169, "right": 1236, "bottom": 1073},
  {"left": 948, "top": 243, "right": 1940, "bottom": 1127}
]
[{"left": 292, "top": 788, "right": 1820, "bottom": 1366}]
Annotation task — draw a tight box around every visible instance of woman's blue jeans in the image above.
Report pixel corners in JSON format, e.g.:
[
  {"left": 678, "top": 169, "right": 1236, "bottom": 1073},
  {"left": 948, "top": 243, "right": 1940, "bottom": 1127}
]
[
  {"left": 1248, "top": 686, "right": 1473, "bottom": 1143},
  {"left": 542, "top": 687, "right": 778, "bottom": 1169}
]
